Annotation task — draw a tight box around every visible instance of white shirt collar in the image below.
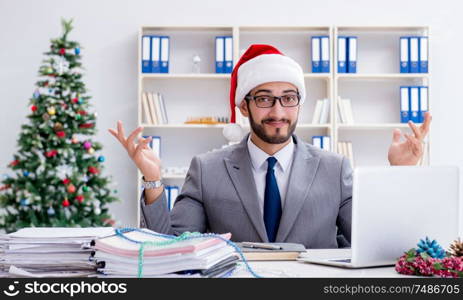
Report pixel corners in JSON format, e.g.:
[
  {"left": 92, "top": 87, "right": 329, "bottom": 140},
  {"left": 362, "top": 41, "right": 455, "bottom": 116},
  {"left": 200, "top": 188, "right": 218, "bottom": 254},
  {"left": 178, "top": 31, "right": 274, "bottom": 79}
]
[{"left": 247, "top": 135, "right": 295, "bottom": 173}]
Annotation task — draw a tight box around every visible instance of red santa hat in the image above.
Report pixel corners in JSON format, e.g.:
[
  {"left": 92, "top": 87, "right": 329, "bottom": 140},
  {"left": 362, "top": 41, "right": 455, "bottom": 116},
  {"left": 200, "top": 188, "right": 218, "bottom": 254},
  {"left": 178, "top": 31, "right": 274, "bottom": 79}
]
[{"left": 229, "top": 44, "right": 306, "bottom": 123}]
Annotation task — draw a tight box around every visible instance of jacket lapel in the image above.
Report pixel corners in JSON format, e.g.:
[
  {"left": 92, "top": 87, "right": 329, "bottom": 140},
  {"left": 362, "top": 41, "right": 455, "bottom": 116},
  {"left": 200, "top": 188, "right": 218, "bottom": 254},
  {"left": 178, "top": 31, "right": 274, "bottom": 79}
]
[
  {"left": 276, "top": 135, "right": 320, "bottom": 242},
  {"left": 224, "top": 135, "right": 268, "bottom": 242}
]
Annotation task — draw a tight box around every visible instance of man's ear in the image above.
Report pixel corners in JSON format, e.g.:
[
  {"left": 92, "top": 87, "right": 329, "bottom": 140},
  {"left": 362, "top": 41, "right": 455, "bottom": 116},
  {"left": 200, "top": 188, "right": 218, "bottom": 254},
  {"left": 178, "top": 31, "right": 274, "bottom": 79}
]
[{"left": 239, "top": 100, "right": 249, "bottom": 118}]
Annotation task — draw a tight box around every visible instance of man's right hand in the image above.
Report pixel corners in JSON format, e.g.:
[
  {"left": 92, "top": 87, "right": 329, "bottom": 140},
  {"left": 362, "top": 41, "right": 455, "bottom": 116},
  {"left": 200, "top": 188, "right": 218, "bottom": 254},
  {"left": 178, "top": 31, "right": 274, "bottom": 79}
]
[{"left": 108, "top": 120, "right": 161, "bottom": 181}]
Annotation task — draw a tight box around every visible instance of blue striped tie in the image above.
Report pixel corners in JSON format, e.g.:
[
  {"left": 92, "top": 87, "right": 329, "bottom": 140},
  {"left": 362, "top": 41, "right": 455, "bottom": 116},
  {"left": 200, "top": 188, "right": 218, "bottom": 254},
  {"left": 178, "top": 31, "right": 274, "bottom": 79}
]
[{"left": 264, "top": 157, "right": 282, "bottom": 242}]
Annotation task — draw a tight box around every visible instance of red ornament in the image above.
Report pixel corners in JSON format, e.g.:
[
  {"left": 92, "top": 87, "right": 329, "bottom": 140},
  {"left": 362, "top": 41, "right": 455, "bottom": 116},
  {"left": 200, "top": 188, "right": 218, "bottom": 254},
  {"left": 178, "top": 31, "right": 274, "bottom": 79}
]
[
  {"left": 0, "top": 184, "right": 11, "bottom": 191},
  {"left": 31, "top": 105, "right": 38, "bottom": 112},
  {"left": 9, "top": 160, "right": 19, "bottom": 167},
  {"left": 59, "top": 48, "right": 66, "bottom": 55},
  {"left": 62, "top": 178, "right": 71, "bottom": 185},
  {"left": 67, "top": 184, "right": 76, "bottom": 193},
  {"left": 43, "top": 81, "right": 49, "bottom": 87},
  {"left": 88, "top": 166, "right": 99, "bottom": 175},
  {"left": 72, "top": 97, "right": 79, "bottom": 103},
  {"left": 75, "top": 195, "right": 84, "bottom": 203},
  {"left": 56, "top": 131, "right": 66, "bottom": 138},
  {"left": 62, "top": 198, "right": 70, "bottom": 207},
  {"left": 61, "top": 102, "right": 68, "bottom": 109},
  {"left": 45, "top": 150, "right": 58, "bottom": 158},
  {"left": 78, "top": 110, "right": 87, "bottom": 115},
  {"left": 79, "top": 123, "right": 94, "bottom": 129}
]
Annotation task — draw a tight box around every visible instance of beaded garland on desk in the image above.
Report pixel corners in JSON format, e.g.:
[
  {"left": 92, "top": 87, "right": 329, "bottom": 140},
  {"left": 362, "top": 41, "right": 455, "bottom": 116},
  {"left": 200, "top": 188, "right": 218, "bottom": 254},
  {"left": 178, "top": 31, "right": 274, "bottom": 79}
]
[{"left": 113, "top": 228, "right": 262, "bottom": 278}]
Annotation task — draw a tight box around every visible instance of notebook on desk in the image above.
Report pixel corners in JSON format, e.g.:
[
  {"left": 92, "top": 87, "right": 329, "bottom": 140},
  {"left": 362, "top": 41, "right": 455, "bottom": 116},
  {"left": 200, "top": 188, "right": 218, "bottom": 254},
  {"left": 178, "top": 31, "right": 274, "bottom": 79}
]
[
  {"left": 236, "top": 242, "right": 306, "bottom": 261},
  {"left": 298, "top": 166, "right": 460, "bottom": 268}
]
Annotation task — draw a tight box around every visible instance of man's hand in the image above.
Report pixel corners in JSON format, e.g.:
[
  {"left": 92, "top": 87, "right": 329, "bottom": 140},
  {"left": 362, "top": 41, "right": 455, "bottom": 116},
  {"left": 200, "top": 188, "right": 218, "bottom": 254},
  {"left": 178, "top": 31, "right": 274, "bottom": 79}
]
[
  {"left": 108, "top": 121, "right": 161, "bottom": 180},
  {"left": 388, "top": 112, "right": 432, "bottom": 166}
]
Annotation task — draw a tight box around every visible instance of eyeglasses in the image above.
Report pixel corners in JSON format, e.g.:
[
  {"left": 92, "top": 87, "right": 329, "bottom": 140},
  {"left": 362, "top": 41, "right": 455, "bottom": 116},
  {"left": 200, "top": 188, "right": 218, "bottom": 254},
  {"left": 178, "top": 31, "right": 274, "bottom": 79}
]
[{"left": 245, "top": 93, "right": 301, "bottom": 108}]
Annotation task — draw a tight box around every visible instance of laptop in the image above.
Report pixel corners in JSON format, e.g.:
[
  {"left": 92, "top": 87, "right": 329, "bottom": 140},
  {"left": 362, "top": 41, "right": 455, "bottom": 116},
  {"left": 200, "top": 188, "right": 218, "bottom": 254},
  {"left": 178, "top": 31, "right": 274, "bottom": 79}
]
[{"left": 299, "top": 166, "right": 460, "bottom": 268}]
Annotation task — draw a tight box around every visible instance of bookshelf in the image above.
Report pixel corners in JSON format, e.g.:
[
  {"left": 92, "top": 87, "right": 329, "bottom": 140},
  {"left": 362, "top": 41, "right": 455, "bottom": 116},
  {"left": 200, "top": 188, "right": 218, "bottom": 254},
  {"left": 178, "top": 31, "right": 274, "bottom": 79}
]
[{"left": 136, "top": 25, "right": 430, "bottom": 225}]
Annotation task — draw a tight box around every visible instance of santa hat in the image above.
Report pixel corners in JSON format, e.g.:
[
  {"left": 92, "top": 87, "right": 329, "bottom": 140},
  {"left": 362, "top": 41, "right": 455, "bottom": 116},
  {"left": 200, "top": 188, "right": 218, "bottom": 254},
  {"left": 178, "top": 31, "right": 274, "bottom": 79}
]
[{"left": 229, "top": 44, "right": 306, "bottom": 124}]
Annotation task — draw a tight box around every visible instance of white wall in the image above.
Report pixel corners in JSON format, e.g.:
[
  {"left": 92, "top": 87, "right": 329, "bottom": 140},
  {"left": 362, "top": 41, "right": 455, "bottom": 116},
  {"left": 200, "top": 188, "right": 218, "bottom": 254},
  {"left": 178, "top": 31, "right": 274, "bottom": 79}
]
[{"left": 1, "top": 0, "right": 462, "bottom": 231}]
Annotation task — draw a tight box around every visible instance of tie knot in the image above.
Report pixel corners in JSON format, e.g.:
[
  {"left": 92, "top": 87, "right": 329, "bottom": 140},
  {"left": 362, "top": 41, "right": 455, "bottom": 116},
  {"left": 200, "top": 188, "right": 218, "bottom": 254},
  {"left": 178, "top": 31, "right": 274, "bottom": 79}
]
[{"left": 267, "top": 157, "right": 278, "bottom": 170}]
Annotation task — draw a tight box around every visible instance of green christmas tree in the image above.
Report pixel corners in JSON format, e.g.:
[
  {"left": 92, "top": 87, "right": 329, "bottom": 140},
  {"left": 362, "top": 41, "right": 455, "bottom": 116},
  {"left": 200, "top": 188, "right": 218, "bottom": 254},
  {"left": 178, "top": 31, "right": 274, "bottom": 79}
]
[{"left": 0, "top": 19, "right": 118, "bottom": 232}]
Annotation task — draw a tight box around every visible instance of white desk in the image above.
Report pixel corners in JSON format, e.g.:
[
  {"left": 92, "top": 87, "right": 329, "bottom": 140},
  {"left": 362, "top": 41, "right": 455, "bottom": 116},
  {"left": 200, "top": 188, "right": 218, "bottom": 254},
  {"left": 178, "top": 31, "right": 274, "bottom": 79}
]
[{"left": 232, "top": 249, "right": 409, "bottom": 278}]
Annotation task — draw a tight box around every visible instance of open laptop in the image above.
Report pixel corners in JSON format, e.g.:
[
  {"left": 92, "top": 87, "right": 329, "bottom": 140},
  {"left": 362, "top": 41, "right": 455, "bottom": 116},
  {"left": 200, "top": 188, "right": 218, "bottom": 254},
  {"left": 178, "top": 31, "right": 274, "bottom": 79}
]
[{"left": 299, "top": 166, "right": 460, "bottom": 268}]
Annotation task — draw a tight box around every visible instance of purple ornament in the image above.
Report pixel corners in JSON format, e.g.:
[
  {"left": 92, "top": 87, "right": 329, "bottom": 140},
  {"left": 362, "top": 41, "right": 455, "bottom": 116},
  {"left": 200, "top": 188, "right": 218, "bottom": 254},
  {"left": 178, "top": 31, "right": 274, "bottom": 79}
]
[{"left": 83, "top": 141, "right": 92, "bottom": 150}]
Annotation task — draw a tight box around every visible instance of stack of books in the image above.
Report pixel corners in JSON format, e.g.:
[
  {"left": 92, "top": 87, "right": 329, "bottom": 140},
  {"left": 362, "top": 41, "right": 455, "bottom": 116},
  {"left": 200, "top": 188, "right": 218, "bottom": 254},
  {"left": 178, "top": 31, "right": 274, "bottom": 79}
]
[
  {"left": 142, "top": 92, "right": 168, "bottom": 125},
  {"left": 337, "top": 97, "right": 355, "bottom": 124},
  {"left": 0, "top": 227, "right": 114, "bottom": 277},
  {"left": 92, "top": 228, "right": 238, "bottom": 278},
  {"left": 312, "top": 99, "right": 331, "bottom": 124},
  {"left": 337, "top": 141, "right": 354, "bottom": 168}
]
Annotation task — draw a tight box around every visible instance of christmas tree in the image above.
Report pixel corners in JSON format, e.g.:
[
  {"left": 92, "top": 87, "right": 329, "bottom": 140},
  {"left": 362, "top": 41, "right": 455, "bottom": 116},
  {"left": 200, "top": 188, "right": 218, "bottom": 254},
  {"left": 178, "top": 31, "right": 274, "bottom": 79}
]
[{"left": 0, "top": 19, "right": 118, "bottom": 232}]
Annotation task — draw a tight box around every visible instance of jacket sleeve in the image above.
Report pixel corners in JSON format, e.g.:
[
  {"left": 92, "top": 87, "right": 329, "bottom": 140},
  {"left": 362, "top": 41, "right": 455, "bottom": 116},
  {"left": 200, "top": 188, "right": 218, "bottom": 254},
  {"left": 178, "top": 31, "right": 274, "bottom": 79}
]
[
  {"left": 139, "top": 155, "right": 207, "bottom": 235},
  {"left": 336, "top": 156, "right": 353, "bottom": 243}
]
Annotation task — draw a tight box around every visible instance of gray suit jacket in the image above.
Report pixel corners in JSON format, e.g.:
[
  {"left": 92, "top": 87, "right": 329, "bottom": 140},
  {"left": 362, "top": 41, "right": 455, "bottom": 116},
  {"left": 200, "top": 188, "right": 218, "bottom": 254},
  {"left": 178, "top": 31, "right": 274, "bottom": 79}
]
[{"left": 140, "top": 134, "right": 352, "bottom": 248}]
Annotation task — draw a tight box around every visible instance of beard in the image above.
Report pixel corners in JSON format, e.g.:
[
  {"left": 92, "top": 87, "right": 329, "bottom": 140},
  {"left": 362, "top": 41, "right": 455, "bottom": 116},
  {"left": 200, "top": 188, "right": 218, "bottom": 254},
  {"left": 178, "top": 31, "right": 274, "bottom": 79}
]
[{"left": 248, "top": 106, "right": 297, "bottom": 144}]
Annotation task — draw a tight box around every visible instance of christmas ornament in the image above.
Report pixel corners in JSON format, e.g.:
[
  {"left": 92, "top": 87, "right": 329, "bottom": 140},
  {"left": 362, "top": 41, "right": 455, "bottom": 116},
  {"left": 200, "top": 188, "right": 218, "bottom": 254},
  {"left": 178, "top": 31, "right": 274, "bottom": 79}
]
[
  {"left": 47, "top": 207, "right": 55, "bottom": 215},
  {"left": 417, "top": 237, "right": 446, "bottom": 259},
  {"left": 62, "top": 198, "right": 70, "bottom": 207},
  {"left": 98, "top": 156, "right": 105, "bottom": 162},
  {"left": 83, "top": 141, "right": 92, "bottom": 150},
  {"left": 76, "top": 195, "right": 84, "bottom": 203},
  {"left": 30, "top": 105, "right": 38, "bottom": 112},
  {"left": 20, "top": 199, "right": 29, "bottom": 206},
  {"left": 33, "top": 90, "right": 40, "bottom": 99},
  {"left": 23, "top": 171, "right": 29, "bottom": 177},
  {"left": 71, "top": 136, "right": 79, "bottom": 144},
  {"left": 82, "top": 175, "right": 89, "bottom": 182},
  {"left": 56, "top": 131, "right": 66, "bottom": 138},
  {"left": 88, "top": 147, "right": 95, "bottom": 154},
  {"left": 94, "top": 207, "right": 101, "bottom": 215},
  {"left": 47, "top": 107, "right": 56, "bottom": 115},
  {"left": 78, "top": 98, "right": 83, "bottom": 104},
  {"left": 449, "top": 238, "right": 463, "bottom": 257},
  {"left": 396, "top": 250, "right": 463, "bottom": 278},
  {"left": 67, "top": 184, "right": 76, "bottom": 193},
  {"left": 42, "top": 113, "right": 50, "bottom": 121},
  {"left": 88, "top": 166, "right": 99, "bottom": 175},
  {"left": 59, "top": 48, "right": 66, "bottom": 55},
  {"left": 76, "top": 114, "right": 82, "bottom": 120},
  {"left": 0, "top": 184, "right": 11, "bottom": 191},
  {"left": 53, "top": 122, "right": 64, "bottom": 132},
  {"left": 78, "top": 110, "right": 87, "bottom": 116},
  {"left": 79, "top": 123, "right": 94, "bottom": 129},
  {"left": 72, "top": 97, "right": 79, "bottom": 103},
  {"left": 46, "top": 67, "right": 53, "bottom": 74},
  {"left": 74, "top": 47, "right": 80, "bottom": 55},
  {"left": 45, "top": 150, "right": 58, "bottom": 158},
  {"left": 62, "top": 178, "right": 71, "bottom": 185},
  {"left": 82, "top": 185, "right": 89, "bottom": 192},
  {"left": 9, "top": 160, "right": 19, "bottom": 167}
]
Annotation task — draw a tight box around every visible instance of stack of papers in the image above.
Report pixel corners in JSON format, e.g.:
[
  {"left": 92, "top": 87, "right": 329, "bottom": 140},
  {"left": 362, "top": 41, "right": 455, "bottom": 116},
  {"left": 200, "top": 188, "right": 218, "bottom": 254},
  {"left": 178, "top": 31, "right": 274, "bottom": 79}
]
[
  {"left": 93, "top": 229, "right": 238, "bottom": 277},
  {"left": 0, "top": 227, "right": 114, "bottom": 277}
]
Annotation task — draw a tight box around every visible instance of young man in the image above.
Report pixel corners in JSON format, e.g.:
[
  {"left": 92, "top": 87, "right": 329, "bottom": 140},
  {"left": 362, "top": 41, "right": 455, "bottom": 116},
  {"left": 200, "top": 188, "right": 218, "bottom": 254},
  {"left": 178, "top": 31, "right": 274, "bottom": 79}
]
[{"left": 109, "top": 44, "right": 431, "bottom": 248}]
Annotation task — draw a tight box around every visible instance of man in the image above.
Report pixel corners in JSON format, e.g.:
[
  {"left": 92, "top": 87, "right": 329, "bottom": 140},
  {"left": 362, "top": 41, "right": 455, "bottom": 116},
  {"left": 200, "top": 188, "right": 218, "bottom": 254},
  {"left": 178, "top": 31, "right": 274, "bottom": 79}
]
[{"left": 109, "top": 44, "right": 431, "bottom": 248}]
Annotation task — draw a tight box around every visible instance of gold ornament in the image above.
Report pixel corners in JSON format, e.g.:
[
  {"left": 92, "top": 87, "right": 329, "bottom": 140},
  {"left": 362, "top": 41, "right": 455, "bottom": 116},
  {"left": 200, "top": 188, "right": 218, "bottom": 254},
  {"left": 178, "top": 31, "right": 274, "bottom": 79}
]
[
  {"left": 88, "top": 147, "right": 95, "bottom": 154},
  {"left": 449, "top": 238, "right": 463, "bottom": 257},
  {"left": 47, "top": 107, "right": 56, "bottom": 115},
  {"left": 53, "top": 122, "right": 63, "bottom": 132}
]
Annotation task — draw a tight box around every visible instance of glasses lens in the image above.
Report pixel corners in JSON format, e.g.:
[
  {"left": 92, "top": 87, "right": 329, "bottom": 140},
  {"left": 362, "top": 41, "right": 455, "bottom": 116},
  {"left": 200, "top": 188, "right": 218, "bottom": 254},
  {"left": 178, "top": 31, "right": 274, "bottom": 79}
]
[
  {"left": 254, "top": 96, "right": 274, "bottom": 108},
  {"left": 281, "top": 94, "right": 299, "bottom": 107}
]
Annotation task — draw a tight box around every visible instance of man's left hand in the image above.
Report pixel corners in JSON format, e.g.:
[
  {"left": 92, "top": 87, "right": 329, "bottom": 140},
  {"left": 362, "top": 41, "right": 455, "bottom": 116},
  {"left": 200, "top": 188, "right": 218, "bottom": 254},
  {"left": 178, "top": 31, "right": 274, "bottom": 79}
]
[{"left": 388, "top": 112, "right": 432, "bottom": 166}]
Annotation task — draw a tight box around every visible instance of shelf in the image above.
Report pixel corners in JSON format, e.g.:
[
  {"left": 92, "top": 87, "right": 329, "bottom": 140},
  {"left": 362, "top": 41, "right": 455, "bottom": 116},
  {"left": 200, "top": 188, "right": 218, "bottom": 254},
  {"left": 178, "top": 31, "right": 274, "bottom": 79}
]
[
  {"left": 304, "top": 73, "right": 331, "bottom": 79},
  {"left": 141, "top": 73, "right": 230, "bottom": 80},
  {"left": 337, "top": 123, "right": 418, "bottom": 130},
  {"left": 141, "top": 123, "right": 228, "bottom": 129},
  {"left": 336, "top": 26, "right": 428, "bottom": 33},
  {"left": 336, "top": 73, "right": 429, "bottom": 80}
]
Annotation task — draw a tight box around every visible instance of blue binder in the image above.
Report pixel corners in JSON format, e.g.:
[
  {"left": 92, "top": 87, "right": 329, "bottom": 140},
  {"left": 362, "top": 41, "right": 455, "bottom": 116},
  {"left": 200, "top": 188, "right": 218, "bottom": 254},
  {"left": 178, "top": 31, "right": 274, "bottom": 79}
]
[
  {"left": 337, "top": 36, "right": 347, "bottom": 73},
  {"left": 419, "top": 37, "right": 428, "bottom": 73},
  {"left": 400, "top": 86, "right": 410, "bottom": 123},
  {"left": 347, "top": 36, "right": 357, "bottom": 73},
  {"left": 141, "top": 35, "right": 151, "bottom": 73},
  {"left": 410, "top": 87, "right": 420, "bottom": 123},
  {"left": 151, "top": 36, "right": 161, "bottom": 73},
  {"left": 215, "top": 36, "right": 224, "bottom": 73},
  {"left": 311, "top": 36, "right": 321, "bottom": 73},
  {"left": 418, "top": 86, "right": 428, "bottom": 123},
  {"left": 312, "top": 136, "right": 322, "bottom": 148},
  {"left": 224, "top": 36, "right": 233, "bottom": 73},
  {"left": 320, "top": 36, "right": 330, "bottom": 73},
  {"left": 322, "top": 136, "right": 331, "bottom": 151},
  {"left": 160, "top": 36, "right": 170, "bottom": 73},
  {"left": 409, "top": 37, "right": 419, "bottom": 73},
  {"left": 400, "top": 37, "right": 410, "bottom": 73}
]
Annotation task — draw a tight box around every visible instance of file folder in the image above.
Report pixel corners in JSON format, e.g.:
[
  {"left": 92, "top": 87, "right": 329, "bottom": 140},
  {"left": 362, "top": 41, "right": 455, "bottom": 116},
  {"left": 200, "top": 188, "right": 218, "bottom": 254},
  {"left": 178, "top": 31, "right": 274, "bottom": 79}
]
[
  {"left": 144, "top": 135, "right": 161, "bottom": 158},
  {"left": 224, "top": 36, "right": 233, "bottom": 73},
  {"left": 322, "top": 136, "right": 331, "bottom": 151},
  {"left": 400, "top": 37, "right": 410, "bottom": 73},
  {"left": 151, "top": 36, "right": 161, "bottom": 73},
  {"left": 320, "top": 36, "right": 330, "bottom": 73},
  {"left": 312, "top": 136, "right": 322, "bottom": 148},
  {"left": 419, "top": 37, "right": 428, "bottom": 73},
  {"left": 338, "top": 36, "right": 347, "bottom": 73},
  {"left": 400, "top": 86, "right": 410, "bottom": 123},
  {"left": 160, "top": 36, "right": 170, "bottom": 73},
  {"left": 409, "top": 37, "right": 419, "bottom": 73},
  {"left": 311, "top": 36, "right": 321, "bottom": 73},
  {"left": 419, "top": 86, "right": 428, "bottom": 123},
  {"left": 410, "top": 87, "right": 420, "bottom": 123},
  {"left": 215, "top": 36, "right": 224, "bottom": 73},
  {"left": 347, "top": 37, "right": 357, "bottom": 73},
  {"left": 142, "top": 35, "right": 151, "bottom": 73}
]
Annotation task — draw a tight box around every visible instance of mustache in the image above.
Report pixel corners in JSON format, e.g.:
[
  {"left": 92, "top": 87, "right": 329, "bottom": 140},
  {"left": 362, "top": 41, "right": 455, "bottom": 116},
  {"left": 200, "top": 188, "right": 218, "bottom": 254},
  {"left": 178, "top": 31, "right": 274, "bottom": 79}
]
[{"left": 262, "top": 118, "right": 291, "bottom": 124}]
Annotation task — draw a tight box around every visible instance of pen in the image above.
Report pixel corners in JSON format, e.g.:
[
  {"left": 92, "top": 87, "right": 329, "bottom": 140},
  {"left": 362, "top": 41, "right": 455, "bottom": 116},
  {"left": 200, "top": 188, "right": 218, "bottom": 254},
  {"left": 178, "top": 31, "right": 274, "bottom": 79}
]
[{"left": 241, "top": 242, "right": 283, "bottom": 250}]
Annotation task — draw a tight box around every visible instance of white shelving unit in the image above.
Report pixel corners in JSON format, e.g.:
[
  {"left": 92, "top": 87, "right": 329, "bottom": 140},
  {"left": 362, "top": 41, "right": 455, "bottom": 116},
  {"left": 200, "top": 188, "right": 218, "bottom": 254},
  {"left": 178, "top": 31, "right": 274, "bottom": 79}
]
[{"left": 136, "top": 25, "right": 430, "bottom": 225}]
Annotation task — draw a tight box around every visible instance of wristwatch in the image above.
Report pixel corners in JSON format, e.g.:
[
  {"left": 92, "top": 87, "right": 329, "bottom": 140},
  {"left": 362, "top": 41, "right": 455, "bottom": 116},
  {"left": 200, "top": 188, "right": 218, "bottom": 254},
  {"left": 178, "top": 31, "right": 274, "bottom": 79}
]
[{"left": 141, "top": 176, "right": 163, "bottom": 189}]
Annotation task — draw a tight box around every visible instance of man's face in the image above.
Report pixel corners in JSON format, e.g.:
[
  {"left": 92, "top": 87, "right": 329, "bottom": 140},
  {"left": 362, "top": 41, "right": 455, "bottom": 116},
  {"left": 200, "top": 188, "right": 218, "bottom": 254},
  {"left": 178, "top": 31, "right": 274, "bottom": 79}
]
[{"left": 239, "top": 82, "right": 300, "bottom": 144}]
